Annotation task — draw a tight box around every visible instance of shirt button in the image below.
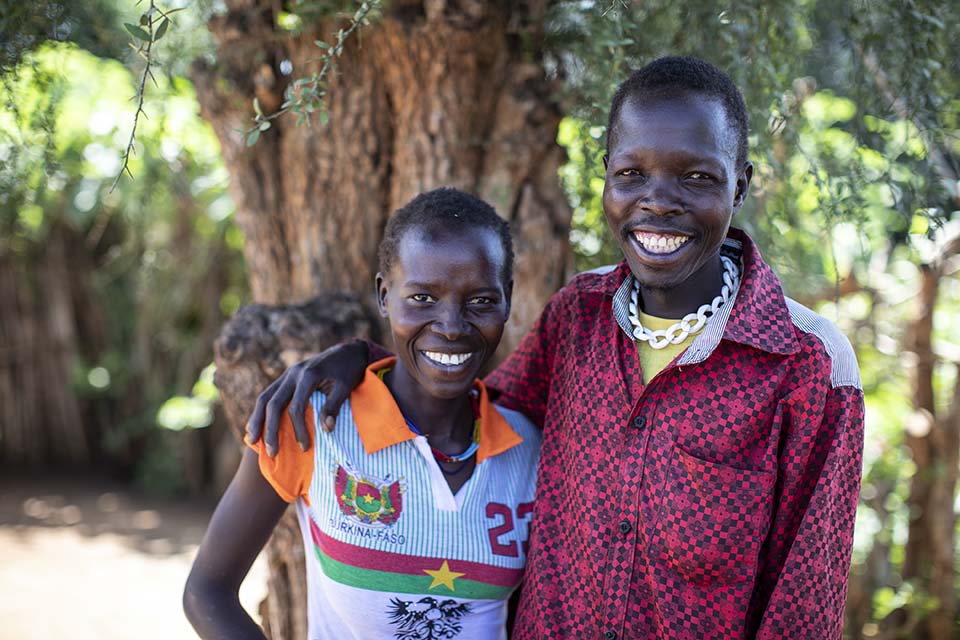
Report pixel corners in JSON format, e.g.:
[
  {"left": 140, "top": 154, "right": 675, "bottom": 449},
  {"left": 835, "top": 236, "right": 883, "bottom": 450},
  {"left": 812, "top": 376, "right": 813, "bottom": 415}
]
[
  {"left": 618, "top": 520, "right": 632, "bottom": 534},
  {"left": 604, "top": 631, "right": 617, "bottom": 640},
  {"left": 632, "top": 416, "right": 646, "bottom": 429}
]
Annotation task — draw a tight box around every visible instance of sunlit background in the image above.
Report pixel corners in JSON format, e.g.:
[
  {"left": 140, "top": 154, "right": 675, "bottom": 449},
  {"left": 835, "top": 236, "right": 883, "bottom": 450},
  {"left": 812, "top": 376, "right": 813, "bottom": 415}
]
[{"left": 2, "top": 0, "right": 959, "bottom": 638}]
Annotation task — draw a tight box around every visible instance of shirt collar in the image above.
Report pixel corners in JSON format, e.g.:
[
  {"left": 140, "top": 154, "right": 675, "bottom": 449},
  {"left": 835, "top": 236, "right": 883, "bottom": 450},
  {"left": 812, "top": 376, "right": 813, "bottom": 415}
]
[
  {"left": 609, "top": 228, "right": 799, "bottom": 361},
  {"left": 349, "top": 357, "right": 523, "bottom": 462}
]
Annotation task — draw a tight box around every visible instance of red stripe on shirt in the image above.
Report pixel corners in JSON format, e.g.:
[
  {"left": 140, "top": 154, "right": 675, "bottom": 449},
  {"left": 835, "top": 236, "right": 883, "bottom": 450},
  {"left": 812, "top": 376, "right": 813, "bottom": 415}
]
[{"left": 309, "top": 516, "right": 523, "bottom": 587}]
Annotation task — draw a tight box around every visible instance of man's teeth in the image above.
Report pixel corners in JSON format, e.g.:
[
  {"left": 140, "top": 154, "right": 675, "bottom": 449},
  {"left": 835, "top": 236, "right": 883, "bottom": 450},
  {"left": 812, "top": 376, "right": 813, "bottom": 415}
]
[
  {"left": 633, "top": 232, "right": 689, "bottom": 253},
  {"left": 423, "top": 351, "right": 473, "bottom": 366}
]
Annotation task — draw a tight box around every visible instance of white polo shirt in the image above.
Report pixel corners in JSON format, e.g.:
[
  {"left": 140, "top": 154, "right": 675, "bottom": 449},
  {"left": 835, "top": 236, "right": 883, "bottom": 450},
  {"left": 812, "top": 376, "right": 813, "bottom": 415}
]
[{"left": 248, "top": 358, "right": 541, "bottom": 640}]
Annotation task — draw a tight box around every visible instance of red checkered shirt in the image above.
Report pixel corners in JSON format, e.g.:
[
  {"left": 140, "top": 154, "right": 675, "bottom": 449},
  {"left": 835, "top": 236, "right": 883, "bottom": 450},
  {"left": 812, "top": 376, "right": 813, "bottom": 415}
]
[{"left": 486, "top": 229, "right": 864, "bottom": 639}]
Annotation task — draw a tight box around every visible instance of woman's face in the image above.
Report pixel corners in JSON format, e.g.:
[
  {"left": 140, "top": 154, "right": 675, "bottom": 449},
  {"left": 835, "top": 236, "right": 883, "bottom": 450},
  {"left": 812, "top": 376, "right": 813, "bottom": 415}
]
[{"left": 377, "top": 226, "right": 512, "bottom": 402}]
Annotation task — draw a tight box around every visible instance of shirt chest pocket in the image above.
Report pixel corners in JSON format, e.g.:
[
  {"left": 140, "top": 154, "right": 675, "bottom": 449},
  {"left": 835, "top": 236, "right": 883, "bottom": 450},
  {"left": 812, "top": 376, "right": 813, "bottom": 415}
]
[{"left": 654, "top": 445, "right": 775, "bottom": 586}]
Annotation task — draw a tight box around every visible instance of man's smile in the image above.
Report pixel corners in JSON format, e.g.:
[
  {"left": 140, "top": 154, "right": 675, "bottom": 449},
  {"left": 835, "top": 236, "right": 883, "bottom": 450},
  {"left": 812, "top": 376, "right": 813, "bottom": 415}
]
[{"left": 631, "top": 230, "right": 691, "bottom": 255}]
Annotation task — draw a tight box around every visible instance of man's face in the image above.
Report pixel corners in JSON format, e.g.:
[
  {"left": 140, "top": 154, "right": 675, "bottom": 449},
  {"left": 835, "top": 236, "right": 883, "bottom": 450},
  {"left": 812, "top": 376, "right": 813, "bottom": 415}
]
[{"left": 602, "top": 93, "right": 751, "bottom": 311}]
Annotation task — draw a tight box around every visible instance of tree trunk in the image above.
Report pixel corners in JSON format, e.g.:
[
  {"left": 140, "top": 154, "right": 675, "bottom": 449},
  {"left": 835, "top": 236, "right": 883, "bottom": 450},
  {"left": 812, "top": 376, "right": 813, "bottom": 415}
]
[
  {"left": 198, "top": 2, "right": 569, "bottom": 636},
  {"left": 0, "top": 222, "right": 91, "bottom": 466},
  {"left": 899, "top": 240, "right": 960, "bottom": 639},
  {"left": 192, "top": 0, "right": 570, "bottom": 355}
]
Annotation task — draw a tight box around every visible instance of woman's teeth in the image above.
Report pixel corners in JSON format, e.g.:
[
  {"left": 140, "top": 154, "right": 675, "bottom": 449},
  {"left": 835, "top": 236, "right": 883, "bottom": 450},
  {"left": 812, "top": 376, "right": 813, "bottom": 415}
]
[
  {"left": 423, "top": 351, "right": 473, "bottom": 366},
  {"left": 633, "top": 232, "right": 690, "bottom": 254}
]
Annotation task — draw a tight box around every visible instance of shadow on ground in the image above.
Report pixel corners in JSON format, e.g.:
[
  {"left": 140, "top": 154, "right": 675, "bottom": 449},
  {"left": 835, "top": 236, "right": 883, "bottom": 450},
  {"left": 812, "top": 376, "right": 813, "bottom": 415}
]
[{"left": 0, "top": 472, "right": 215, "bottom": 556}]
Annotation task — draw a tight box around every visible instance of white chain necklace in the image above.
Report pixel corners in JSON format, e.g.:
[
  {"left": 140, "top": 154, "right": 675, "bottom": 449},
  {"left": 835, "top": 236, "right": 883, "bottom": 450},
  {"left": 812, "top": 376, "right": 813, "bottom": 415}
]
[{"left": 628, "top": 255, "right": 740, "bottom": 349}]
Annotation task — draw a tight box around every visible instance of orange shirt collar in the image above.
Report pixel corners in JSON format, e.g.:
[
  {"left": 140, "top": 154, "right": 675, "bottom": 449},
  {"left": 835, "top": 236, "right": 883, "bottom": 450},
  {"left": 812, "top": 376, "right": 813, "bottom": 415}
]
[{"left": 350, "top": 357, "right": 523, "bottom": 462}]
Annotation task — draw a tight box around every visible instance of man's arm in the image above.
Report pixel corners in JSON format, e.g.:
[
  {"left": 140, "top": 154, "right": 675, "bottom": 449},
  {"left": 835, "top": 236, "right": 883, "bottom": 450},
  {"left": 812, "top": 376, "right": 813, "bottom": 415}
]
[
  {"left": 749, "top": 383, "right": 864, "bottom": 639},
  {"left": 485, "top": 294, "right": 562, "bottom": 428},
  {"left": 249, "top": 290, "right": 565, "bottom": 449},
  {"left": 249, "top": 286, "right": 565, "bottom": 449},
  {"left": 247, "top": 340, "right": 383, "bottom": 455},
  {"left": 183, "top": 448, "right": 289, "bottom": 639}
]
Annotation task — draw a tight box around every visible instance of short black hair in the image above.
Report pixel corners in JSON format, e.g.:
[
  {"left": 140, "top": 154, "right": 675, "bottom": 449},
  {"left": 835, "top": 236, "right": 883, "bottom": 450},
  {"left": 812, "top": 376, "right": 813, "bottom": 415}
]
[
  {"left": 607, "top": 56, "right": 749, "bottom": 167},
  {"left": 378, "top": 187, "right": 514, "bottom": 283}
]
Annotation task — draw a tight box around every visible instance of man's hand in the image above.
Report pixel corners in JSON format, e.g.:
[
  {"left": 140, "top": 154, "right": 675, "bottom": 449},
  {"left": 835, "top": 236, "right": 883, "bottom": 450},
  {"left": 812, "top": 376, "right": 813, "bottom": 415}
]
[{"left": 246, "top": 340, "right": 370, "bottom": 456}]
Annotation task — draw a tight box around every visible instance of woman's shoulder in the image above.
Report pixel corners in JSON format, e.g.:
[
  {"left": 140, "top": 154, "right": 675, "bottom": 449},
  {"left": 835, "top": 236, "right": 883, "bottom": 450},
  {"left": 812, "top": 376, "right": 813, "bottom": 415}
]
[
  {"left": 493, "top": 404, "right": 542, "bottom": 446},
  {"left": 307, "top": 390, "right": 354, "bottom": 420}
]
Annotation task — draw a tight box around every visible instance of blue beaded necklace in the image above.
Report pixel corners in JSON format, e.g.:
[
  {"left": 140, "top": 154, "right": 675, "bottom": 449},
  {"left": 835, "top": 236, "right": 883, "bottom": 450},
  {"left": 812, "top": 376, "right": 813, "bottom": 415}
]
[
  {"left": 403, "top": 397, "right": 480, "bottom": 476},
  {"left": 379, "top": 368, "right": 481, "bottom": 475}
]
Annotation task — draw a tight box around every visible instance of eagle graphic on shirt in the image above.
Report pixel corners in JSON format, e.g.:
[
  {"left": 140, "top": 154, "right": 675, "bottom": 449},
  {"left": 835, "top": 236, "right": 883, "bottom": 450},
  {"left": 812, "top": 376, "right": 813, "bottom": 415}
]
[
  {"left": 387, "top": 596, "right": 472, "bottom": 639},
  {"left": 334, "top": 464, "right": 404, "bottom": 526}
]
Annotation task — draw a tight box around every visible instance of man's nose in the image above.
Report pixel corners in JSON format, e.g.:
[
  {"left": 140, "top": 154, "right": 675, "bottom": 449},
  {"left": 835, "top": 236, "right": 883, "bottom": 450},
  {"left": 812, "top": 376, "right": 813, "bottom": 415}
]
[{"left": 640, "top": 176, "right": 683, "bottom": 216}]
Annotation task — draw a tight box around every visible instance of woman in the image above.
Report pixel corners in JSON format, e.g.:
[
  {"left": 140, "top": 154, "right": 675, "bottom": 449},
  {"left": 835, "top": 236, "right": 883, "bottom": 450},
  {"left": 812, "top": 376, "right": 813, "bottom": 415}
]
[{"left": 184, "top": 188, "right": 540, "bottom": 639}]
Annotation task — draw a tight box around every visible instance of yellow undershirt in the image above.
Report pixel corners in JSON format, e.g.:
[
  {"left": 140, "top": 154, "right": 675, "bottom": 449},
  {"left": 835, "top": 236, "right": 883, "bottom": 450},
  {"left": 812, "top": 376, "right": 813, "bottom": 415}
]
[{"left": 634, "top": 311, "right": 701, "bottom": 384}]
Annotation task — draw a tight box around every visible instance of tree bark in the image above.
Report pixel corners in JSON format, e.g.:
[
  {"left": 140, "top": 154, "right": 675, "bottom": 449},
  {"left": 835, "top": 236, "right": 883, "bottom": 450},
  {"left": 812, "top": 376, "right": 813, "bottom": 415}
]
[
  {"left": 192, "top": 1, "right": 570, "bottom": 355},
  {"left": 198, "top": 3, "right": 569, "bottom": 635}
]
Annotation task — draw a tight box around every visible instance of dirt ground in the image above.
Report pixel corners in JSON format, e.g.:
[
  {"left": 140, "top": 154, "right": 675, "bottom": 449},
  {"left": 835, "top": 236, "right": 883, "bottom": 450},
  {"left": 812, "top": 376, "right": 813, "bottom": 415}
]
[{"left": 0, "top": 473, "right": 268, "bottom": 639}]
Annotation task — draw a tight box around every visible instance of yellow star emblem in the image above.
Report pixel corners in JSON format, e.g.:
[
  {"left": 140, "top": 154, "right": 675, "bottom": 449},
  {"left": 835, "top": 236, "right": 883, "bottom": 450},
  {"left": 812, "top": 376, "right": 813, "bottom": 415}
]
[
  {"left": 423, "top": 560, "right": 465, "bottom": 591},
  {"left": 362, "top": 494, "right": 375, "bottom": 504}
]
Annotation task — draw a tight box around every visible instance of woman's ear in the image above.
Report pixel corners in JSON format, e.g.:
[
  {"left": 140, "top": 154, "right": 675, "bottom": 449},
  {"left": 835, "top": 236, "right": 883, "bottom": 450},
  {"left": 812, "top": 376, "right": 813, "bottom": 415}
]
[
  {"left": 504, "top": 279, "right": 514, "bottom": 317},
  {"left": 375, "top": 273, "right": 389, "bottom": 318}
]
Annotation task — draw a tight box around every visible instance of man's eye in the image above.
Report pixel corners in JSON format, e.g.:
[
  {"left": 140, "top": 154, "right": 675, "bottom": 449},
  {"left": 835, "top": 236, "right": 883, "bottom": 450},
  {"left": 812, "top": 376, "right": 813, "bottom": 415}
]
[
  {"left": 410, "top": 294, "right": 435, "bottom": 303},
  {"left": 617, "top": 168, "right": 642, "bottom": 177},
  {"left": 468, "top": 296, "right": 494, "bottom": 305},
  {"left": 687, "top": 172, "right": 714, "bottom": 181}
]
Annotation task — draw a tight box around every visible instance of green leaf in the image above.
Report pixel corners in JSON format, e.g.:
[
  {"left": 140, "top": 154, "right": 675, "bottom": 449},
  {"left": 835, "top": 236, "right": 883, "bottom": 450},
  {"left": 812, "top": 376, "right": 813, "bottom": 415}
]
[
  {"left": 191, "top": 364, "right": 220, "bottom": 403},
  {"left": 258, "top": 120, "right": 271, "bottom": 131},
  {"left": 139, "top": 14, "right": 149, "bottom": 26},
  {"left": 157, "top": 396, "right": 213, "bottom": 431},
  {"left": 124, "top": 23, "right": 152, "bottom": 41},
  {"left": 319, "top": 110, "right": 329, "bottom": 126},
  {"left": 246, "top": 129, "right": 260, "bottom": 146},
  {"left": 154, "top": 18, "right": 169, "bottom": 41}
]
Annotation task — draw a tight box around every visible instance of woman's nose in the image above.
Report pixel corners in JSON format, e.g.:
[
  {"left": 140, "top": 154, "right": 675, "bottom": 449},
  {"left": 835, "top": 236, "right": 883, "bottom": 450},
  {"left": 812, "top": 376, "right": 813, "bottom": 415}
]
[{"left": 432, "top": 306, "right": 467, "bottom": 339}]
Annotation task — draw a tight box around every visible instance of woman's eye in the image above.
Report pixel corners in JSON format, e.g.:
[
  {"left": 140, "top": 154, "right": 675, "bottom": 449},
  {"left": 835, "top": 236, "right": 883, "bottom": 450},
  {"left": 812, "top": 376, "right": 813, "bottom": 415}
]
[{"left": 410, "top": 294, "right": 435, "bottom": 303}]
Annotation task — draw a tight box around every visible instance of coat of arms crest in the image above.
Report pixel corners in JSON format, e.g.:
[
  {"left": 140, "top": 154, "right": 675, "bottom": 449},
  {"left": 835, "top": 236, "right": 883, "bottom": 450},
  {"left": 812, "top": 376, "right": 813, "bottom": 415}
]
[{"left": 334, "top": 464, "right": 404, "bottom": 526}]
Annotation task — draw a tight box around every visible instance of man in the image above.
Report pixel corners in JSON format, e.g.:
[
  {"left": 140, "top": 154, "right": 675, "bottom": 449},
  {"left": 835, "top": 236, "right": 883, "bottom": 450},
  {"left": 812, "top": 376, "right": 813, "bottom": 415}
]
[{"left": 249, "top": 57, "right": 863, "bottom": 639}]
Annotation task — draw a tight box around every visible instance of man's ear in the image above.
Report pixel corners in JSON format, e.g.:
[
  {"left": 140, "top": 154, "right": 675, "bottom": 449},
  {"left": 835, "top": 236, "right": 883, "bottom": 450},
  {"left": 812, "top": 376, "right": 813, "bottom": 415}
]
[
  {"left": 504, "top": 279, "right": 514, "bottom": 317},
  {"left": 733, "top": 161, "right": 753, "bottom": 209},
  {"left": 375, "top": 273, "right": 389, "bottom": 318},
  {"left": 602, "top": 154, "right": 609, "bottom": 170}
]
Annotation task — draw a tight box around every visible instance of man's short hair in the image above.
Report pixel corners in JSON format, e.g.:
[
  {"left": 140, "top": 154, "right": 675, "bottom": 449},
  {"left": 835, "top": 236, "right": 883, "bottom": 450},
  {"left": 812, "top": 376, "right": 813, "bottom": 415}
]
[
  {"left": 607, "top": 56, "right": 749, "bottom": 167},
  {"left": 378, "top": 187, "right": 514, "bottom": 283}
]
